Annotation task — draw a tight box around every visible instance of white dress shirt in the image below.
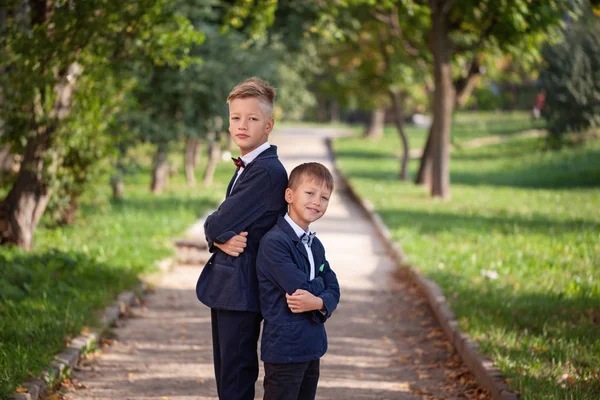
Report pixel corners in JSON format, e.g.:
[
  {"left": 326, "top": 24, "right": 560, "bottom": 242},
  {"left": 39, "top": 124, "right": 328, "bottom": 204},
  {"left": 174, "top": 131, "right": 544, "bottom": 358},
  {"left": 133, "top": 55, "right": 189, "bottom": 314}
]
[
  {"left": 284, "top": 213, "right": 316, "bottom": 280},
  {"left": 230, "top": 142, "right": 271, "bottom": 192}
]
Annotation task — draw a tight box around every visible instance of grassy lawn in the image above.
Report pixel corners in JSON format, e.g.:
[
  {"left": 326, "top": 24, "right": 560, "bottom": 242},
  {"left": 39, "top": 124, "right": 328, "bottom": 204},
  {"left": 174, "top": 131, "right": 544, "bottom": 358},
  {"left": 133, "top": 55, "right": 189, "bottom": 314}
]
[
  {"left": 0, "top": 147, "right": 233, "bottom": 398},
  {"left": 367, "top": 111, "right": 547, "bottom": 151},
  {"left": 333, "top": 117, "right": 600, "bottom": 399}
]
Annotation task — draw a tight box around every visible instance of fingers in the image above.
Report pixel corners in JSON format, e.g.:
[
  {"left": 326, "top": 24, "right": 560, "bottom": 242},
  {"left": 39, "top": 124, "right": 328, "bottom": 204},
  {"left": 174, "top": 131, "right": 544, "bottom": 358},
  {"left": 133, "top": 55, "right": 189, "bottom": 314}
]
[{"left": 239, "top": 231, "right": 248, "bottom": 237}]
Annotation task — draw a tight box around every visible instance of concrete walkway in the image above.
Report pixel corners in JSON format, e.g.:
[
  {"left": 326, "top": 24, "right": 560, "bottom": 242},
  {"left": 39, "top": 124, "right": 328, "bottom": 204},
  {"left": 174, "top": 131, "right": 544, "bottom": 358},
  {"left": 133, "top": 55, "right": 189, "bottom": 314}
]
[{"left": 64, "top": 127, "right": 486, "bottom": 399}]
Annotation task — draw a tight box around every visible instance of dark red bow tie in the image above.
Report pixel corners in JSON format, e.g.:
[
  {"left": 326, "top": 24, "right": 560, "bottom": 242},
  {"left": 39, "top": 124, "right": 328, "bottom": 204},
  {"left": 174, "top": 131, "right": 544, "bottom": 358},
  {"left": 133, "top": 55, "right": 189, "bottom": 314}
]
[{"left": 232, "top": 157, "right": 245, "bottom": 168}]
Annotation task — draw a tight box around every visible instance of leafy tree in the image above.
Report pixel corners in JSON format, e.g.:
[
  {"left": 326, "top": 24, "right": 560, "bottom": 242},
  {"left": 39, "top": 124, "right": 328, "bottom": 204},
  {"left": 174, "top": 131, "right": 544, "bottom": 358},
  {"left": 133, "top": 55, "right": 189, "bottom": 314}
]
[
  {"left": 540, "top": 11, "right": 600, "bottom": 147},
  {"left": 0, "top": 0, "right": 200, "bottom": 249},
  {"left": 417, "top": 0, "right": 580, "bottom": 198}
]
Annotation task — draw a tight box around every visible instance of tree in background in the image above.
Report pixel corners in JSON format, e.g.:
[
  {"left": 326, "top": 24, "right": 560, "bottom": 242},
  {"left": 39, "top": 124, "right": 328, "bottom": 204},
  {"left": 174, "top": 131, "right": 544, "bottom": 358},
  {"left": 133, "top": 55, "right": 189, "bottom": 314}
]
[
  {"left": 416, "top": 0, "right": 579, "bottom": 198},
  {"left": 540, "top": 10, "right": 600, "bottom": 148},
  {"left": 0, "top": 0, "right": 200, "bottom": 249}
]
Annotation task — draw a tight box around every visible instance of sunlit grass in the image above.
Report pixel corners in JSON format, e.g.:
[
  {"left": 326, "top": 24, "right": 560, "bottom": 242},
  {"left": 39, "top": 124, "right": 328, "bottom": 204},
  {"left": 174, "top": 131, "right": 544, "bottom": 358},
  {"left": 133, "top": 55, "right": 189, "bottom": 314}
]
[
  {"left": 0, "top": 147, "right": 232, "bottom": 398},
  {"left": 333, "top": 121, "right": 600, "bottom": 399}
]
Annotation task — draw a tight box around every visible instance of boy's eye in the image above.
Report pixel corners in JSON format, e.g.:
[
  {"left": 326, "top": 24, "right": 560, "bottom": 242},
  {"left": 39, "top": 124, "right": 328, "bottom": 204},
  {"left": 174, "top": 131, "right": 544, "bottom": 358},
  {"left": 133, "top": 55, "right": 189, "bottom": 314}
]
[
  {"left": 231, "top": 116, "right": 239, "bottom": 120},
  {"left": 250, "top": 117, "right": 258, "bottom": 121},
  {"left": 306, "top": 192, "right": 313, "bottom": 195},
  {"left": 322, "top": 196, "right": 329, "bottom": 201}
]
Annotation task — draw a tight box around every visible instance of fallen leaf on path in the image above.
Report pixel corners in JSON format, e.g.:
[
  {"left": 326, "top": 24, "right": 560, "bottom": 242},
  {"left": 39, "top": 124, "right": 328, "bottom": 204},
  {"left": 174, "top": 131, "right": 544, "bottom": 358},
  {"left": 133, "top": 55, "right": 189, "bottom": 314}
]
[{"left": 15, "top": 387, "right": 28, "bottom": 393}]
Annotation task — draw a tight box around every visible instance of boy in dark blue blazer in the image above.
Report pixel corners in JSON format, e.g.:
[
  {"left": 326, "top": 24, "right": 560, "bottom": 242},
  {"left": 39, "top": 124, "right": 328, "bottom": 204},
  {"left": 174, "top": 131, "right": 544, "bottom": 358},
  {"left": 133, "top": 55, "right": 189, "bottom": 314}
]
[
  {"left": 196, "top": 77, "right": 288, "bottom": 400},
  {"left": 256, "top": 162, "right": 341, "bottom": 400}
]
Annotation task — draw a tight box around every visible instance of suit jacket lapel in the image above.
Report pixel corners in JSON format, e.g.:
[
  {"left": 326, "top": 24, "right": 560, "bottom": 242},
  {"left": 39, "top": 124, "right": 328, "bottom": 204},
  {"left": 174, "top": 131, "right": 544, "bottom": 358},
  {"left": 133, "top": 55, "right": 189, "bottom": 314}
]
[
  {"left": 226, "top": 168, "right": 239, "bottom": 198},
  {"left": 277, "top": 217, "right": 311, "bottom": 264},
  {"left": 228, "top": 145, "right": 279, "bottom": 197}
]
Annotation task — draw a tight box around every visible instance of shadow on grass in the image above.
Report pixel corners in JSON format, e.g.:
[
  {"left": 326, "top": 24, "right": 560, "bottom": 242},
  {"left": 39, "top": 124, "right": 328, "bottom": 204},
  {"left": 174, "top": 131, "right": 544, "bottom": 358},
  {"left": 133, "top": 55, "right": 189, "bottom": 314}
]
[
  {"left": 450, "top": 153, "right": 600, "bottom": 189},
  {"left": 377, "top": 208, "right": 599, "bottom": 236},
  {"left": 342, "top": 146, "right": 600, "bottom": 190},
  {"left": 424, "top": 269, "right": 600, "bottom": 397},
  {"left": 0, "top": 249, "right": 139, "bottom": 398}
]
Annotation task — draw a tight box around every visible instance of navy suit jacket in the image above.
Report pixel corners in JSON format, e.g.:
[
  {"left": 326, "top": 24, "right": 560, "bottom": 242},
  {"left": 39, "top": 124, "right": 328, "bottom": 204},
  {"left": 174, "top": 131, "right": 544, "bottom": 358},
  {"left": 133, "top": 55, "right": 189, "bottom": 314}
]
[
  {"left": 256, "top": 216, "right": 341, "bottom": 364},
  {"left": 196, "top": 145, "right": 288, "bottom": 312}
]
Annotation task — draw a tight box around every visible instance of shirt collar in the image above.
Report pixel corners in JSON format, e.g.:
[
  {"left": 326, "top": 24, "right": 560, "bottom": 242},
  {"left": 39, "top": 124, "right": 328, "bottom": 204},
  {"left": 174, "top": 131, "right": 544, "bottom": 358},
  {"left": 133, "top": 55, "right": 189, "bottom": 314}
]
[
  {"left": 240, "top": 142, "right": 270, "bottom": 166},
  {"left": 284, "top": 213, "right": 309, "bottom": 239}
]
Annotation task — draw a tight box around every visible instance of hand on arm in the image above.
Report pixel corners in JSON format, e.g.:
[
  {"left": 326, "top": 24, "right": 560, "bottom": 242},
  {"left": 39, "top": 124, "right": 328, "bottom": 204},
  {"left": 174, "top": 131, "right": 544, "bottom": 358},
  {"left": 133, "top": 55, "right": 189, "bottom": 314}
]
[
  {"left": 286, "top": 289, "right": 324, "bottom": 313},
  {"left": 258, "top": 241, "right": 325, "bottom": 297},
  {"left": 213, "top": 231, "right": 248, "bottom": 257}
]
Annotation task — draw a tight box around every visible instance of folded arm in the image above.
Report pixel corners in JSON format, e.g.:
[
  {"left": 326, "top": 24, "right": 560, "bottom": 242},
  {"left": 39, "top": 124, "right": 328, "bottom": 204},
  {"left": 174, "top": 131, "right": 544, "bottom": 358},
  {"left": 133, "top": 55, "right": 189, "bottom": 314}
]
[
  {"left": 257, "top": 238, "right": 325, "bottom": 296},
  {"left": 204, "top": 168, "right": 271, "bottom": 252}
]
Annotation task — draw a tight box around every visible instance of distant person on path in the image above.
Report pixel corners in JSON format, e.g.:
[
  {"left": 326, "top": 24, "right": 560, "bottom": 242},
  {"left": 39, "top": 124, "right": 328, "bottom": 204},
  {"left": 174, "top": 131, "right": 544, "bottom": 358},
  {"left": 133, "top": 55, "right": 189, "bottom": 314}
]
[
  {"left": 257, "top": 163, "right": 341, "bottom": 400},
  {"left": 532, "top": 89, "right": 546, "bottom": 120},
  {"left": 196, "top": 77, "right": 288, "bottom": 400}
]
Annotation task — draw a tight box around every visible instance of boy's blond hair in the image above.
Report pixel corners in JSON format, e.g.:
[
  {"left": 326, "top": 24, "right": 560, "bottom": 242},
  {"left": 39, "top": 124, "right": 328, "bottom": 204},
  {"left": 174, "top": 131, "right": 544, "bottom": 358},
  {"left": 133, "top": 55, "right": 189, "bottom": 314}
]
[
  {"left": 227, "top": 77, "right": 276, "bottom": 117},
  {"left": 288, "top": 163, "right": 334, "bottom": 192}
]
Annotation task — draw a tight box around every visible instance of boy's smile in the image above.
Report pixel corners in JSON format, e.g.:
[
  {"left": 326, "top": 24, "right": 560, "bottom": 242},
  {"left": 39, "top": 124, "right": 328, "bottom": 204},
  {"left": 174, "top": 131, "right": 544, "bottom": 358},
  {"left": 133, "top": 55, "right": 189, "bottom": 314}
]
[
  {"left": 228, "top": 97, "right": 274, "bottom": 156},
  {"left": 285, "top": 178, "right": 332, "bottom": 231}
]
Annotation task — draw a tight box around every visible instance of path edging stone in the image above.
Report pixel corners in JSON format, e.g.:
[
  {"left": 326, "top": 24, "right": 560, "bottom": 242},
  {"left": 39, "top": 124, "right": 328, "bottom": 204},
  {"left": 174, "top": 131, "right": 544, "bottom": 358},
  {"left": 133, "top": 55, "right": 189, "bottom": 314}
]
[
  {"left": 325, "top": 137, "right": 518, "bottom": 400},
  {"left": 9, "top": 258, "right": 175, "bottom": 400}
]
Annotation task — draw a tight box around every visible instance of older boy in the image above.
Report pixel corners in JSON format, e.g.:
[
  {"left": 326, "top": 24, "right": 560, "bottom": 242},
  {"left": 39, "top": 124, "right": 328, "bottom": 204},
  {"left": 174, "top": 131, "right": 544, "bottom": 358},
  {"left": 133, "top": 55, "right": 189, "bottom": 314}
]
[
  {"left": 256, "top": 163, "right": 341, "bottom": 400},
  {"left": 196, "top": 77, "right": 288, "bottom": 400}
]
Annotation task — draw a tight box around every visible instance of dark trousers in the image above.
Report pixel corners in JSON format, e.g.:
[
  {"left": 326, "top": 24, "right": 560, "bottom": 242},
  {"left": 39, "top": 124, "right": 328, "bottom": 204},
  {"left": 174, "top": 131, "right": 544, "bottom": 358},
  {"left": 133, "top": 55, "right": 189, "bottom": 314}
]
[
  {"left": 263, "top": 359, "right": 320, "bottom": 400},
  {"left": 211, "top": 308, "right": 262, "bottom": 400}
]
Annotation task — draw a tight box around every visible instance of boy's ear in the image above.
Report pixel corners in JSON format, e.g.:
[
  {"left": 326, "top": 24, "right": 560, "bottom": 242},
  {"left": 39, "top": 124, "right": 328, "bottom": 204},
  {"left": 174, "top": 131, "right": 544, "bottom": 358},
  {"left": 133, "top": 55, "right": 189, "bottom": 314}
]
[
  {"left": 265, "top": 117, "right": 274, "bottom": 134},
  {"left": 284, "top": 187, "right": 293, "bottom": 204}
]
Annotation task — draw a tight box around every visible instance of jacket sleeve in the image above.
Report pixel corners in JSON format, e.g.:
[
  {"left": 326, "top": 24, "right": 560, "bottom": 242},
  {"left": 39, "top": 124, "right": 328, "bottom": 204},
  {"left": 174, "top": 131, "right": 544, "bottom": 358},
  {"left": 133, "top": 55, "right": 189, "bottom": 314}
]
[
  {"left": 258, "top": 237, "right": 325, "bottom": 296},
  {"left": 204, "top": 167, "right": 272, "bottom": 249},
  {"left": 311, "top": 260, "right": 340, "bottom": 323}
]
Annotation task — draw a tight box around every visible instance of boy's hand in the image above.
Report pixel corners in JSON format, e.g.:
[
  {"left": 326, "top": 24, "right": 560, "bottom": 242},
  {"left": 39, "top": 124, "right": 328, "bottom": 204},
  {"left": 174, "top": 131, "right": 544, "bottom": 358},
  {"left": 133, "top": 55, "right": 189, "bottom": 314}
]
[
  {"left": 214, "top": 231, "right": 248, "bottom": 257},
  {"left": 286, "top": 289, "right": 324, "bottom": 313}
]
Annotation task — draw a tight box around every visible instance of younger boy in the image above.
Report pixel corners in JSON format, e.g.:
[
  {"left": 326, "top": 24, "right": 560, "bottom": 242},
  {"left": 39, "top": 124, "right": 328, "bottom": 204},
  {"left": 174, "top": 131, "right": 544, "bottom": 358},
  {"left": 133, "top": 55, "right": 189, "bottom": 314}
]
[
  {"left": 256, "top": 162, "right": 341, "bottom": 400},
  {"left": 196, "top": 77, "right": 288, "bottom": 400}
]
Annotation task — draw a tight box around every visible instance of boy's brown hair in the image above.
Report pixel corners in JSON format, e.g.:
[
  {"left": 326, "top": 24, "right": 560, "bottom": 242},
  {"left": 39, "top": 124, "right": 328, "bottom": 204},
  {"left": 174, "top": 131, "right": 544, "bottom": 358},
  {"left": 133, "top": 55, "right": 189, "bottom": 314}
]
[
  {"left": 288, "top": 162, "right": 334, "bottom": 192},
  {"left": 227, "top": 77, "right": 276, "bottom": 116}
]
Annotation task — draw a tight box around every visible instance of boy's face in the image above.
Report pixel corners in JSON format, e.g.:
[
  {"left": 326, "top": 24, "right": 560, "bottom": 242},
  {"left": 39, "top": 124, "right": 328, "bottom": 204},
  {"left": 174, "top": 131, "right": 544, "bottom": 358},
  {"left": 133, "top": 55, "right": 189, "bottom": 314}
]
[
  {"left": 228, "top": 97, "right": 274, "bottom": 156},
  {"left": 285, "top": 176, "right": 332, "bottom": 232}
]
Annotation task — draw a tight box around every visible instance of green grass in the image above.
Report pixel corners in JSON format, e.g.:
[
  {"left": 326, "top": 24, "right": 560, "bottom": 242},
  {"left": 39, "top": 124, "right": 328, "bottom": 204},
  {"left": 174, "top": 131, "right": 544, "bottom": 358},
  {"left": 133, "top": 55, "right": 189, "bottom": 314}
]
[
  {"left": 333, "top": 117, "right": 600, "bottom": 399},
  {"left": 352, "top": 110, "right": 546, "bottom": 151},
  {"left": 0, "top": 148, "right": 233, "bottom": 398}
]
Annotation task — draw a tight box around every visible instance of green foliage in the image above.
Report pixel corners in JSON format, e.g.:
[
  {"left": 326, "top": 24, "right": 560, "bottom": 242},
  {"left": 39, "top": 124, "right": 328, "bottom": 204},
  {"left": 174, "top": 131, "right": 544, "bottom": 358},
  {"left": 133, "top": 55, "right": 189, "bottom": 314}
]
[
  {"left": 0, "top": 145, "right": 233, "bottom": 398},
  {"left": 0, "top": 0, "right": 201, "bottom": 235},
  {"left": 334, "top": 114, "right": 600, "bottom": 399},
  {"left": 540, "top": 13, "right": 600, "bottom": 147}
]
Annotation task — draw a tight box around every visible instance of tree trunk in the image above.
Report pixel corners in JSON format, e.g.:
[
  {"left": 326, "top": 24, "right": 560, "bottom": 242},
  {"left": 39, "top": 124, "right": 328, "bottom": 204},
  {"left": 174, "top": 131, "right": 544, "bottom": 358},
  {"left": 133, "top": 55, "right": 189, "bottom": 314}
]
[
  {"left": 151, "top": 143, "right": 169, "bottom": 194},
  {"left": 112, "top": 176, "right": 124, "bottom": 200},
  {"left": 329, "top": 100, "right": 340, "bottom": 124},
  {"left": 203, "top": 131, "right": 220, "bottom": 186},
  {"left": 455, "top": 58, "right": 482, "bottom": 109},
  {"left": 389, "top": 91, "right": 409, "bottom": 180},
  {"left": 0, "top": 61, "right": 82, "bottom": 249},
  {"left": 364, "top": 108, "right": 385, "bottom": 140},
  {"left": 414, "top": 125, "right": 433, "bottom": 186},
  {"left": 185, "top": 137, "right": 201, "bottom": 186},
  {"left": 0, "top": 145, "right": 14, "bottom": 173},
  {"left": 429, "top": 0, "right": 455, "bottom": 199},
  {"left": 59, "top": 194, "right": 80, "bottom": 225},
  {"left": 414, "top": 56, "right": 480, "bottom": 187},
  {"left": 316, "top": 95, "right": 328, "bottom": 123},
  {"left": 0, "top": 132, "right": 52, "bottom": 250}
]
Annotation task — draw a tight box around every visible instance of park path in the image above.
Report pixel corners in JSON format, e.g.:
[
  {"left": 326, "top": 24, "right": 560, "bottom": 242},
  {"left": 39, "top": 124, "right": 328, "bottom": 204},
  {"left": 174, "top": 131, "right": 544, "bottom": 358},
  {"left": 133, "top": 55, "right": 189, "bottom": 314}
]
[{"left": 64, "top": 127, "right": 487, "bottom": 400}]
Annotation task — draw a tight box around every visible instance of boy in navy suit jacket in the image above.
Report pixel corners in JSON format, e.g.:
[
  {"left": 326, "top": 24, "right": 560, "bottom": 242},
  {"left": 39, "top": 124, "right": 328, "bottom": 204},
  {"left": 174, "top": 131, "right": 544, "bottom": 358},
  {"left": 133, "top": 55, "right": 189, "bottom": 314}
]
[
  {"left": 196, "top": 77, "right": 288, "bottom": 400},
  {"left": 256, "top": 162, "right": 341, "bottom": 400}
]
